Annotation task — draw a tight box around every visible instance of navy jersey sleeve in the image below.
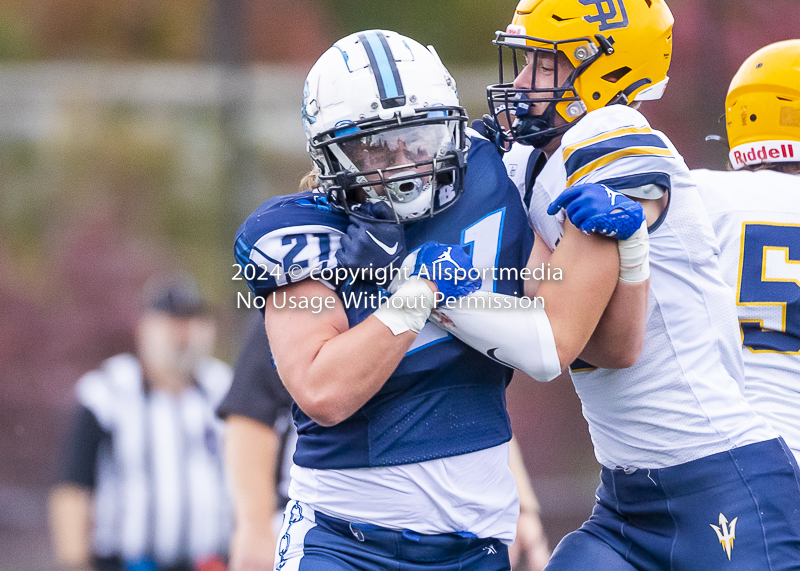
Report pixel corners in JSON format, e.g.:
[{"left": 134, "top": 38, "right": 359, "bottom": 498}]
[
  {"left": 58, "top": 404, "right": 109, "bottom": 488},
  {"left": 234, "top": 192, "right": 350, "bottom": 299},
  {"left": 217, "top": 311, "right": 293, "bottom": 427}
]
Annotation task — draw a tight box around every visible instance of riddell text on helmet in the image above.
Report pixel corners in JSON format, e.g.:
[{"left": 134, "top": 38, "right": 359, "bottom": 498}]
[{"left": 730, "top": 141, "right": 796, "bottom": 168}]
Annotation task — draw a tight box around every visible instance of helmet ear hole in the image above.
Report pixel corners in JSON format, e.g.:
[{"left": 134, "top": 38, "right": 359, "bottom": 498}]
[
  {"left": 644, "top": 0, "right": 652, "bottom": 8},
  {"left": 602, "top": 67, "right": 632, "bottom": 84},
  {"left": 436, "top": 171, "right": 455, "bottom": 186}
]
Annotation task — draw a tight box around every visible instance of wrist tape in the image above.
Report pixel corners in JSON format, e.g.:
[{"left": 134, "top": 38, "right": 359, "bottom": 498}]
[
  {"left": 618, "top": 221, "right": 650, "bottom": 284},
  {"left": 373, "top": 276, "right": 436, "bottom": 335}
]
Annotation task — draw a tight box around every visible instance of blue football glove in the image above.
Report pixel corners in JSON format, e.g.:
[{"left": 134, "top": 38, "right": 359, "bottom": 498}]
[
  {"left": 546, "top": 183, "right": 645, "bottom": 240},
  {"left": 412, "top": 241, "right": 481, "bottom": 300},
  {"left": 335, "top": 202, "right": 407, "bottom": 277}
]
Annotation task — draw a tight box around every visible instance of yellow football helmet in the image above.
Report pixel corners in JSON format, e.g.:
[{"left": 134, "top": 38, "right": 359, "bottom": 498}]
[
  {"left": 726, "top": 40, "right": 800, "bottom": 170},
  {"left": 487, "top": 0, "right": 673, "bottom": 147}
]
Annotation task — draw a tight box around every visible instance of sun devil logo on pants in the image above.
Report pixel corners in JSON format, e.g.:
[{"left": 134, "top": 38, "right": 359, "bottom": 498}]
[
  {"left": 579, "top": 0, "right": 630, "bottom": 31},
  {"left": 710, "top": 513, "right": 738, "bottom": 561}
]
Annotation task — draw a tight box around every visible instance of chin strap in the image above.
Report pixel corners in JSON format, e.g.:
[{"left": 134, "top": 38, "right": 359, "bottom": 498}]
[
  {"left": 607, "top": 78, "right": 653, "bottom": 106},
  {"left": 474, "top": 115, "right": 509, "bottom": 155},
  {"left": 514, "top": 101, "right": 574, "bottom": 149}
]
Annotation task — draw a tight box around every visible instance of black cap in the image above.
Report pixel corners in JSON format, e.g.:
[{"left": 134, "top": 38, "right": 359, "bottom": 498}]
[{"left": 143, "top": 273, "right": 207, "bottom": 318}]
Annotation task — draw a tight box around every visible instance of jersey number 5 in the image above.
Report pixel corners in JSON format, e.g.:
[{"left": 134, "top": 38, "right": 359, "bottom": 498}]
[{"left": 738, "top": 222, "right": 800, "bottom": 354}]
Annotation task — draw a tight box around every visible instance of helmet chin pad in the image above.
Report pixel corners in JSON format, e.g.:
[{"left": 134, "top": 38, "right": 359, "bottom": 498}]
[
  {"left": 371, "top": 169, "right": 458, "bottom": 222},
  {"left": 385, "top": 170, "right": 425, "bottom": 204},
  {"left": 389, "top": 176, "right": 456, "bottom": 221},
  {"left": 505, "top": 95, "right": 570, "bottom": 148},
  {"left": 511, "top": 96, "right": 558, "bottom": 148},
  {"left": 514, "top": 116, "right": 559, "bottom": 149},
  {"left": 363, "top": 170, "right": 432, "bottom": 220}
]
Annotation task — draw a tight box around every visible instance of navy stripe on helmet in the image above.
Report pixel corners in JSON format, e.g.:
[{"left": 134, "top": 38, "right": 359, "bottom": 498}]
[{"left": 358, "top": 31, "right": 406, "bottom": 109}]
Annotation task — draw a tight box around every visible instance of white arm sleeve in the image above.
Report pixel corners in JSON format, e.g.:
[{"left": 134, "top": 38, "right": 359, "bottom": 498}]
[{"left": 429, "top": 291, "right": 563, "bottom": 382}]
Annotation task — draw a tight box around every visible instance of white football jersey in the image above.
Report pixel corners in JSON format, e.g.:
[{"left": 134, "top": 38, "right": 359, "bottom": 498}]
[
  {"left": 516, "top": 105, "right": 777, "bottom": 470},
  {"left": 694, "top": 168, "right": 800, "bottom": 464},
  {"left": 504, "top": 142, "right": 540, "bottom": 205}
]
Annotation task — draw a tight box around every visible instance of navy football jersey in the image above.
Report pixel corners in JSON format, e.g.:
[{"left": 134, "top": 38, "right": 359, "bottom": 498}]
[{"left": 234, "top": 135, "right": 534, "bottom": 469}]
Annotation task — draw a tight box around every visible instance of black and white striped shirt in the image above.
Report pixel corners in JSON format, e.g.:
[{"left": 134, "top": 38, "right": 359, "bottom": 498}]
[{"left": 60, "top": 353, "right": 232, "bottom": 566}]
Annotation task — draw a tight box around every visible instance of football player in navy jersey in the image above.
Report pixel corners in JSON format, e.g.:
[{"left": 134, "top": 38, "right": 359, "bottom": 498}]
[{"left": 234, "top": 30, "right": 644, "bottom": 571}]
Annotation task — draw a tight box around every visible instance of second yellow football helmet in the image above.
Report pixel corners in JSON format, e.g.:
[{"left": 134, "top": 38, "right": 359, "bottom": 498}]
[
  {"left": 487, "top": 0, "right": 674, "bottom": 147},
  {"left": 726, "top": 40, "right": 800, "bottom": 170}
]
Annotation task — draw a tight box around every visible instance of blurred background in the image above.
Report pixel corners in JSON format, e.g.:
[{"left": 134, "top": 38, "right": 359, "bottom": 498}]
[{"left": 0, "top": 0, "right": 797, "bottom": 568}]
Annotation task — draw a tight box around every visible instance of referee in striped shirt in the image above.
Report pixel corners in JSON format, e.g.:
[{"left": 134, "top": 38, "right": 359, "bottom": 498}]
[{"left": 49, "top": 275, "right": 233, "bottom": 571}]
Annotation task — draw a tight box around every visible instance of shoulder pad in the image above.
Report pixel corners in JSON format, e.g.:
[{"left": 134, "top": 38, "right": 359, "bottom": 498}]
[
  {"left": 559, "top": 106, "right": 675, "bottom": 191},
  {"left": 235, "top": 192, "right": 348, "bottom": 296}
]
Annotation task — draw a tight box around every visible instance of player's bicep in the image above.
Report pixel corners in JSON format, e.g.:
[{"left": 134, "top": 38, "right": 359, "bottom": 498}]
[
  {"left": 264, "top": 279, "right": 348, "bottom": 393},
  {"left": 538, "top": 221, "right": 618, "bottom": 367},
  {"left": 580, "top": 278, "right": 649, "bottom": 368},
  {"left": 524, "top": 231, "right": 553, "bottom": 298}
]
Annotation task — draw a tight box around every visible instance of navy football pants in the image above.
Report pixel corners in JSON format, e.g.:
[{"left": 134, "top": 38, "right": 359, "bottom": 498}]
[
  {"left": 545, "top": 438, "right": 800, "bottom": 570},
  {"left": 274, "top": 501, "right": 511, "bottom": 571}
]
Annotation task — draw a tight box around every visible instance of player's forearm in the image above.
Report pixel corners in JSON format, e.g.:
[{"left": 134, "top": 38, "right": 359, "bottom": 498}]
[
  {"left": 537, "top": 223, "right": 619, "bottom": 368},
  {"left": 507, "top": 436, "right": 550, "bottom": 570},
  {"left": 48, "top": 484, "right": 93, "bottom": 569},
  {"left": 576, "top": 198, "right": 655, "bottom": 368},
  {"left": 428, "top": 226, "right": 617, "bottom": 381},
  {"left": 230, "top": 524, "right": 277, "bottom": 571},
  {"left": 429, "top": 293, "right": 562, "bottom": 381},
  {"left": 280, "top": 317, "right": 415, "bottom": 426},
  {"left": 269, "top": 272, "right": 444, "bottom": 426},
  {"left": 267, "top": 279, "right": 418, "bottom": 426},
  {"left": 225, "top": 417, "right": 281, "bottom": 571},
  {"left": 579, "top": 279, "right": 648, "bottom": 368},
  {"left": 225, "top": 416, "right": 280, "bottom": 520},
  {"left": 509, "top": 436, "right": 540, "bottom": 514}
]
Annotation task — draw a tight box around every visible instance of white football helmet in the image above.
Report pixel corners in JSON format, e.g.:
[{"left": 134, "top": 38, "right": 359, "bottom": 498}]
[{"left": 302, "top": 30, "right": 468, "bottom": 223}]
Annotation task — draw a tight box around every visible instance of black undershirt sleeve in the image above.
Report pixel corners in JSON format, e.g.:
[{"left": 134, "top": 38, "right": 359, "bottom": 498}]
[
  {"left": 217, "top": 311, "right": 293, "bottom": 428},
  {"left": 59, "top": 404, "right": 109, "bottom": 489}
]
